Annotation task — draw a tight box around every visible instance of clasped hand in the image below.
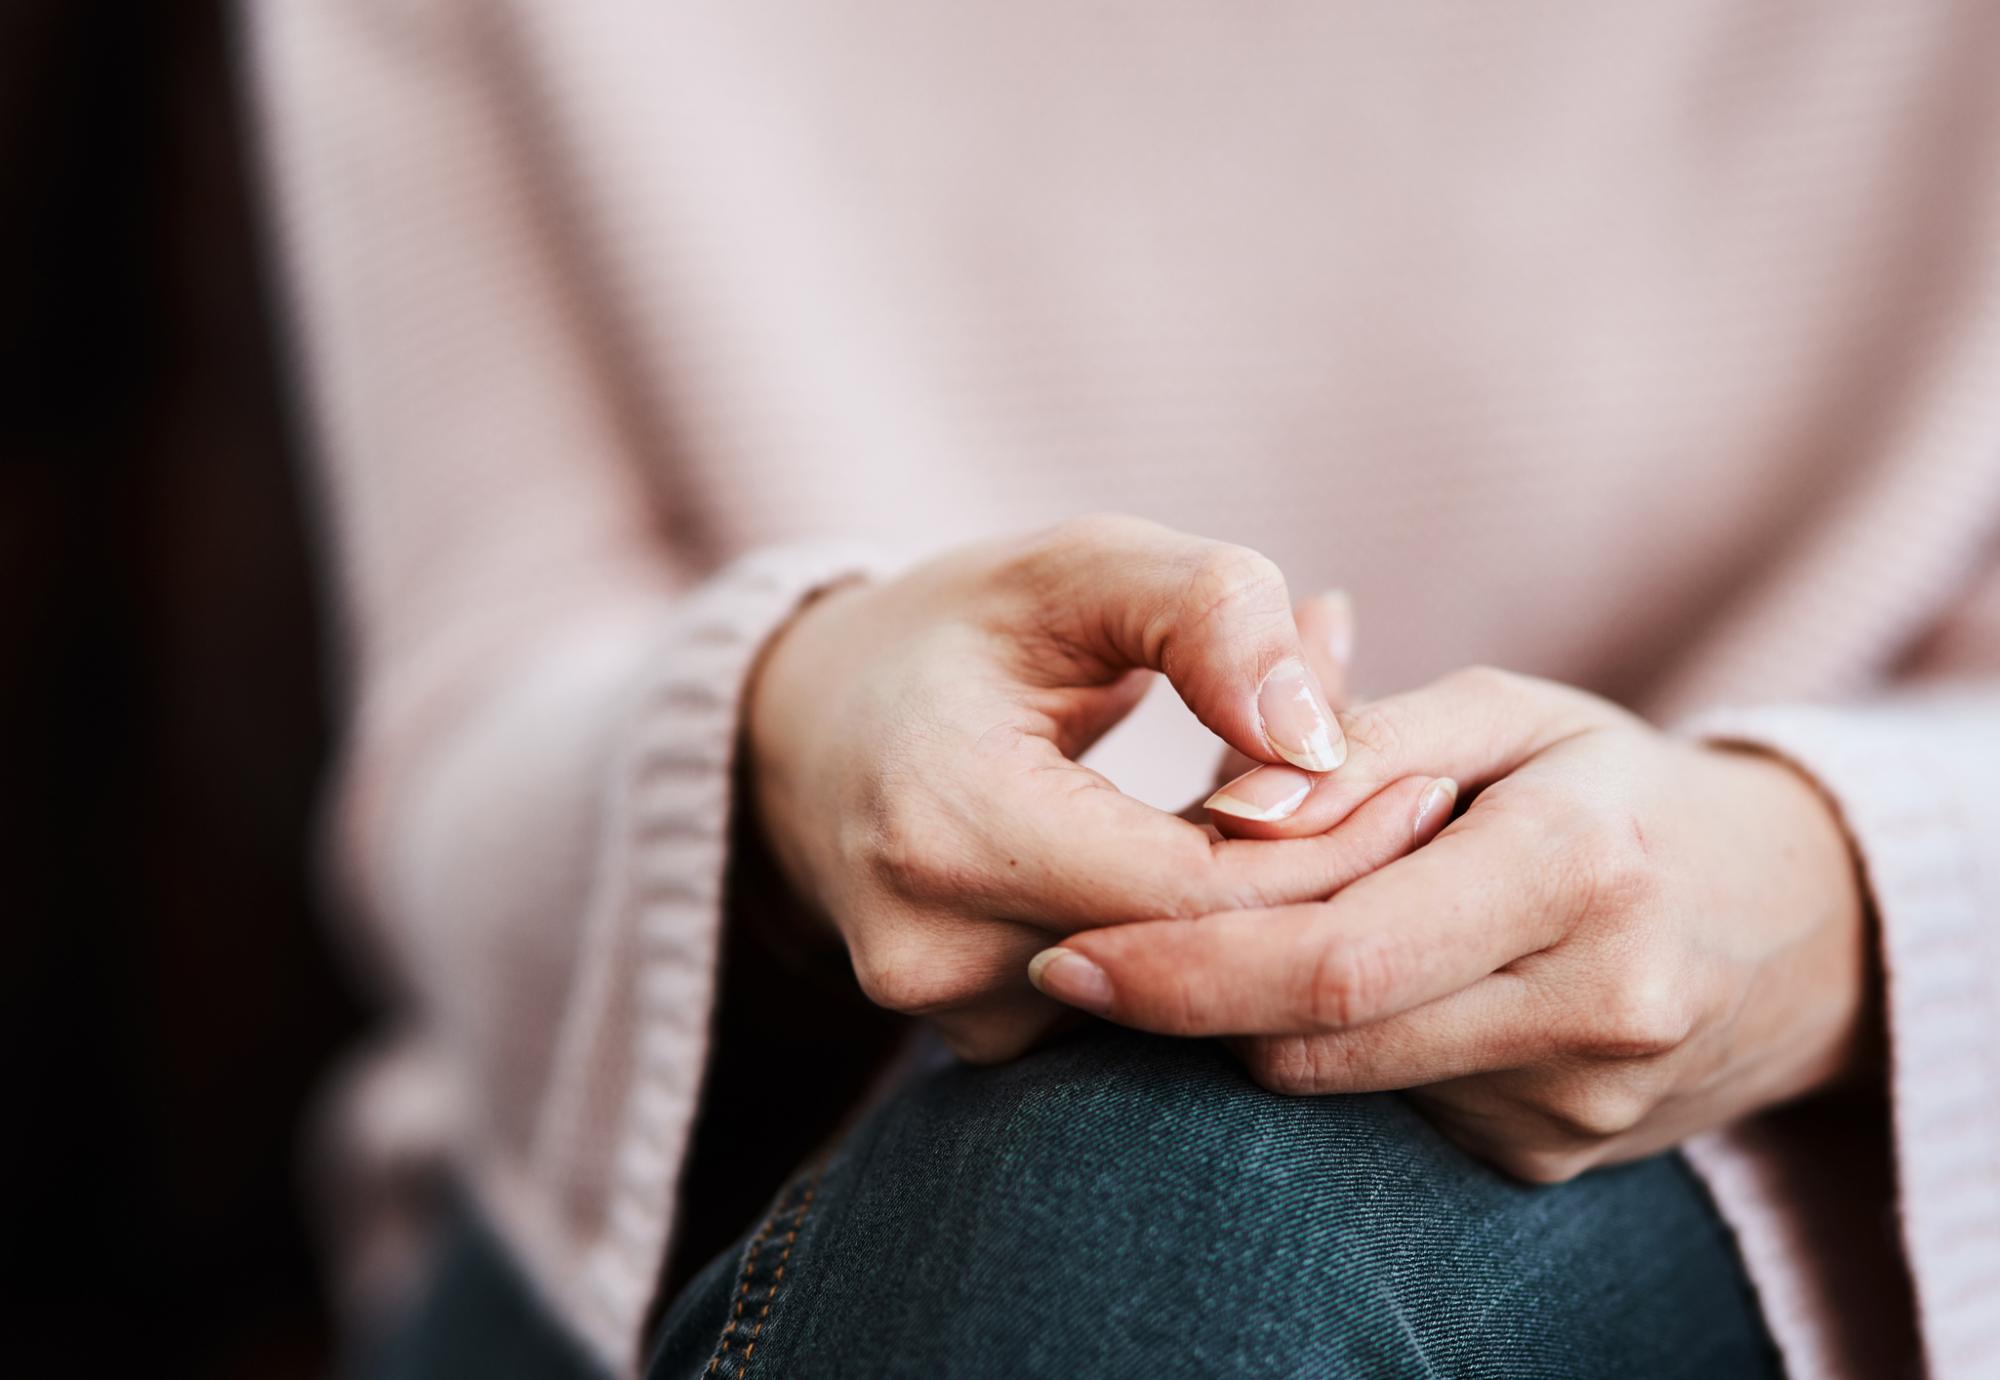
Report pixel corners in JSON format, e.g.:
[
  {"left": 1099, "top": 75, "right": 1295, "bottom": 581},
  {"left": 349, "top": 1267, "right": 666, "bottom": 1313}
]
[{"left": 747, "top": 517, "right": 1872, "bottom": 1181}]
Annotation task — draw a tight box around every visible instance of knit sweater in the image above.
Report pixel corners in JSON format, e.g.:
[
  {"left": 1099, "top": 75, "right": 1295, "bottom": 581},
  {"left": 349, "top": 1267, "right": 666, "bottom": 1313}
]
[{"left": 248, "top": 4, "right": 2000, "bottom": 1376}]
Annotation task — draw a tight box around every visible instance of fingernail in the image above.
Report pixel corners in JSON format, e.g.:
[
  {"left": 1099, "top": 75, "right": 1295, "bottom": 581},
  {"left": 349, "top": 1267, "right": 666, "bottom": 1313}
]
[
  {"left": 1321, "top": 589, "right": 1355, "bottom": 669},
  {"left": 1204, "top": 764, "right": 1313, "bottom": 821},
  {"left": 1027, "top": 948, "right": 1113, "bottom": 1015},
  {"left": 1412, "top": 777, "right": 1458, "bottom": 844},
  {"left": 1258, "top": 657, "right": 1346, "bottom": 771}
]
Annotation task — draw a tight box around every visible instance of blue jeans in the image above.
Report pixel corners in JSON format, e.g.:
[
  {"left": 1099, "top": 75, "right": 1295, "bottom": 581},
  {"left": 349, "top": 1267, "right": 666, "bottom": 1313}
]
[
  {"left": 377, "top": 1028, "right": 1780, "bottom": 1378},
  {"left": 649, "top": 1027, "right": 1778, "bottom": 1378}
]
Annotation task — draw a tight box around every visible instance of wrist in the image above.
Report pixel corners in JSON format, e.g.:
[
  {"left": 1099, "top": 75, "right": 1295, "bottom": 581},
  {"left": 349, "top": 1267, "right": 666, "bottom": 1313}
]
[
  {"left": 1703, "top": 742, "right": 1880, "bottom": 1097},
  {"left": 744, "top": 576, "right": 862, "bottom": 763},
  {"left": 740, "top": 576, "right": 874, "bottom": 936}
]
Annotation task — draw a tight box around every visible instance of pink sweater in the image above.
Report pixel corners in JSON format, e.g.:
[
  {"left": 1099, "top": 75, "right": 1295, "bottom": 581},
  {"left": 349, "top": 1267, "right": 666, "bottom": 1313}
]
[{"left": 249, "top": 4, "right": 2000, "bottom": 1376}]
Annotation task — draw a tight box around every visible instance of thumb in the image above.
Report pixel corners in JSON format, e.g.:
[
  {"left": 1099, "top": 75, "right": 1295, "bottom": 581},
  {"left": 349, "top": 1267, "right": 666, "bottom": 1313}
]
[
  {"left": 1205, "top": 666, "right": 1620, "bottom": 838},
  {"left": 1016, "top": 516, "right": 1345, "bottom": 772},
  {"left": 1205, "top": 588, "right": 1356, "bottom": 794}
]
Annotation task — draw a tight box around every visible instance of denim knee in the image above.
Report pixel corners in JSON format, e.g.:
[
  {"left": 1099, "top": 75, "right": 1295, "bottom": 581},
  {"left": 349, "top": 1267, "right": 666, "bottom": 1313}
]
[{"left": 653, "top": 1026, "right": 1777, "bottom": 1379}]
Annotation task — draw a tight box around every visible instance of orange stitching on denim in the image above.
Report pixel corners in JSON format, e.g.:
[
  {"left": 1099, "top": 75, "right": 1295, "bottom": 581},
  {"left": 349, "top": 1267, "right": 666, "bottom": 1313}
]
[
  {"left": 708, "top": 1168, "right": 822, "bottom": 1379},
  {"left": 710, "top": 1191, "right": 786, "bottom": 1373}
]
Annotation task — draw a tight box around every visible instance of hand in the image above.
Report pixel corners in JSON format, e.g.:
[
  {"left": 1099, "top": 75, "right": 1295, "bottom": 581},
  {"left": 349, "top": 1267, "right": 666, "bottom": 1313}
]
[
  {"left": 1192, "top": 588, "right": 1361, "bottom": 819},
  {"left": 1028, "top": 666, "right": 1874, "bottom": 1180},
  {"left": 745, "top": 516, "right": 1448, "bottom": 1062}
]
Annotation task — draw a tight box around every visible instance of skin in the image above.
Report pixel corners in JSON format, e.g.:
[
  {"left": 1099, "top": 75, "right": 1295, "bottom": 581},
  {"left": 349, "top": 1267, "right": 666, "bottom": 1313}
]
[
  {"left": 1031, "top": 665, "right": 1875, "bottom": 1182},
  {"left": 745, "top": 515, "right": 1446, "bottom": 1063},
  {"left": 748, "top": 516, "right": 1872, "bottom": 1178}
]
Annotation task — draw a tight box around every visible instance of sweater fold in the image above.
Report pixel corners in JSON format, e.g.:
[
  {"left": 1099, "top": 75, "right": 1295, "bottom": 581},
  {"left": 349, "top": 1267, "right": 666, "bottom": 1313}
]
[
  {"left": 484, "top": 543, "right": 892, "bottom": 1370},
  {"left": 1686, "top": 696, "right": 2000, "bottom": 1380}
]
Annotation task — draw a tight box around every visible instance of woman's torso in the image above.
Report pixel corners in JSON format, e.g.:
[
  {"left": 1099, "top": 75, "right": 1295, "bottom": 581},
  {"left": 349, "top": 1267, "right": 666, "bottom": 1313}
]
[{"left": 512, "top": 0, "right": 2000, "bottom": 793}]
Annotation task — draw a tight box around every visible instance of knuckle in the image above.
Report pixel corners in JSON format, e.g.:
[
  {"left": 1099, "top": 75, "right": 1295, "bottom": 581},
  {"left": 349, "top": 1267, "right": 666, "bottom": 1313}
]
[
  {"left": 1303, "top": 937, "right": 1396, "bottom": 1029},
  {"left": 851, "top": 939, "right": 969, "bottom": 1015},
  {"left": 1584, "top": 971, "right": 1695, "bottom": 1059},
  {"left": 1337, "top": 702, "right": 1403, "bottom": 763},
  {"left": 1149, "top": 839, "right": 1225, "bottom": 918},
  {"left": 1575, "top": 807, "right": 1661, "bottom": 909},
  {"left": 865, "top": 797, "right": 968, "bottom": 902},
  {"left": 1543, "top": 1080, "right": 1653, "bottom": 1140},
  {"left": 1442, "top": 663, "right": 1554, "bottom": 728},
  {"left": 1051, "top": 511, "right": 1157, "bottom": 549},
  {"left": 1444, "top": 663, "right": 1608, "bottom": 728},
  {"left": 1157, "top": 964, "right": 1211, "bottom": 1037},
  {"left": 1020, "top": 513, "right": 1159, "bottom": 576},
  {"left": 1507, "top": 791, "right": 1644, "bottom": 933},
  {"left": 939, "top": 1022, "right": 1036, "bottom": 1066},
  {"left": 1175, "top": 543, "right": 1290, "bottom": 640},
  {"left": 1496, "top": 1146, "right": 1593, "bottom": 1185},
  {"left": 1244, "top": 1034, "right": 1372, "bottom": 1095},
  {"left": 1446, "top": 663, "right": 1525, "bottom": 701},
  {"left": 1542, "top": 778, "right": 1605, "bottom": 841},
  {"left": 1241, "top": 1036, "right": 1324, "bottom": 1095}
]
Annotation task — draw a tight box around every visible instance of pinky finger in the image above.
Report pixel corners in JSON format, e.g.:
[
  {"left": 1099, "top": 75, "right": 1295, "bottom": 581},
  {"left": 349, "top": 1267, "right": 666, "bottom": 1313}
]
[{"left": 926, "top": 987, "right": 1074, "bottom": 1065}]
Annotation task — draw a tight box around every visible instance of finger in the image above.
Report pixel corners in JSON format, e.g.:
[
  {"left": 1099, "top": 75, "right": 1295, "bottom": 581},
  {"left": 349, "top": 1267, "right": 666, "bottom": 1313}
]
[
  {"left": 1005, "top": 516, "right": 1345, "bottom": 771},
  {"left": 1292, "top": 589, "right": 1355, "bottom": 707},
  {"left": 849, "top": 911, "right": 1048, "bottom": 1018},
  {"left": 927, "top": 987, "right": 1072, "bottom": 1066},
  {"left": 1404, "top": 1080, "right": 1650, "bottom": 1184},
  {"left": 997, "top": 769, "right": 1443, "bottom": 929},
  {"left": 1030, "top": 800, "right": 1577, "bottom": 1035},
  {"left": 1401, "top": 1082, "right": 1593, "bottom": 1179},
  {"left": 982, "top": 763, "right": 1449, "bottom": 932},
  {"left": 1202, "top": 590, "right": 1356, "bottom": 796},
  {"left": 849, "top": 916, "right": 1079, "bottom": 1061},
  {"left": 1229, "top": 971, "right": 1541, "bottom": 1094},
  {"left": 1204, "top": 665, "right": 1619, "bottom": 838}
]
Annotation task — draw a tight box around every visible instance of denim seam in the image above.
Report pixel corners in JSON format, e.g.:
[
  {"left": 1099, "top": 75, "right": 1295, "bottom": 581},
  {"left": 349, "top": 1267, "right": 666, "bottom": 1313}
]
[{"left": 706, "top": 1165, "right": 823, "bottom": 1378}]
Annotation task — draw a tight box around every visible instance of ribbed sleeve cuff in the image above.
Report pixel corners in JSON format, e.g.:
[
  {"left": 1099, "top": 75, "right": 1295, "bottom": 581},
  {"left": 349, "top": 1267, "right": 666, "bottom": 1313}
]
[
  {"left": 1682, "top": 693, "right": 2000, "bottom": 1380},
  {"left": 504, "top": 540, "right": 900, "bottom": 1375}
]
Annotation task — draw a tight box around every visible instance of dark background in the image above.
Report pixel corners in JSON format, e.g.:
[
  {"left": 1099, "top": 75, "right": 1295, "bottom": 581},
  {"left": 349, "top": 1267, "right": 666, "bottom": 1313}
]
[
  {"left": 3, "top": 3, "right": 365, "bottom": 1373},
  {"left": 0, "top": 8, "right": 907, "bottom": 1375}
]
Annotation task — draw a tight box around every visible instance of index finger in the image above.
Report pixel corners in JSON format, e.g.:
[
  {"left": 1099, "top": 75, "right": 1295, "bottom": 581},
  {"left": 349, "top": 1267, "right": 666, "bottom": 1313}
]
[
  {"left": 1029, "top": 798, "right": 1579, "bottom": 1035},
  {"left": 995, "top": 515, "right": 1347, "bottom": 772},
  {"left": 982, "top": 761, "right": 1447, "bottom": 931},
  {"left": 1206, "top": 665, "right": 1622, "bottom": 839}
]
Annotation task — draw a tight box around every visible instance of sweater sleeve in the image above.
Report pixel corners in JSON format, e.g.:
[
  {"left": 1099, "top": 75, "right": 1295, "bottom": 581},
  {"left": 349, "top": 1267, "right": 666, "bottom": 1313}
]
[
  {"left": 1679, "top": 565, "right": 2000, "bottom": 1380},
  {"left": 247, "top": 3, "right": 887, "bottom": 1370}
]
